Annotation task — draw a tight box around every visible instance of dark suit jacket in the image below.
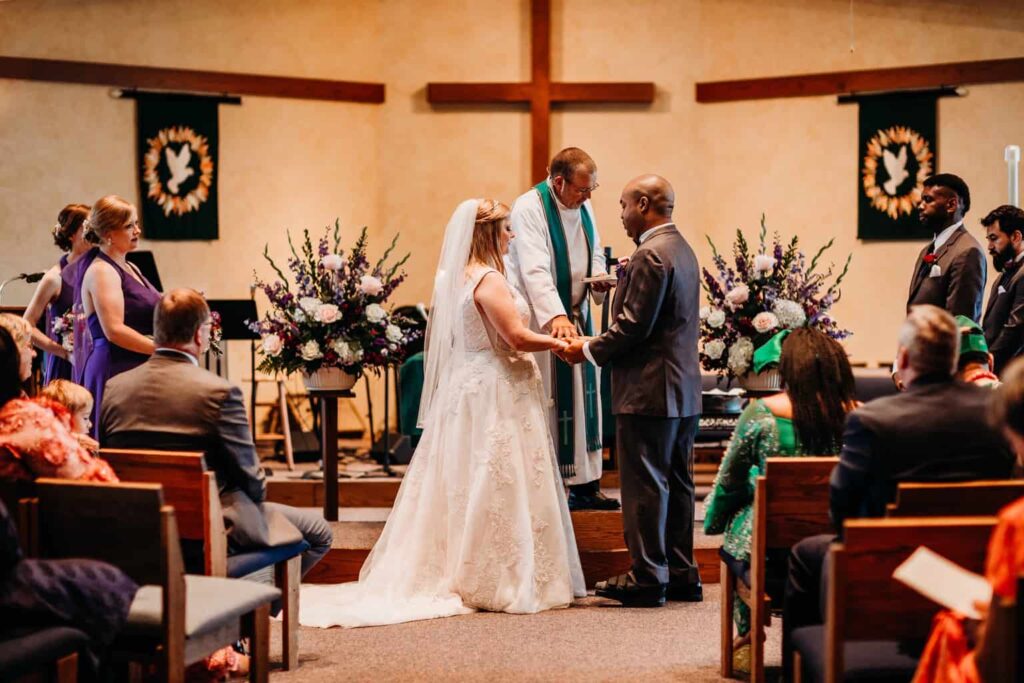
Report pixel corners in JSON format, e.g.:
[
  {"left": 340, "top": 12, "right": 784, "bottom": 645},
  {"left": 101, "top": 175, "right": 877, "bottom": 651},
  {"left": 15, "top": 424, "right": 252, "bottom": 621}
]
[
  {"left": 588, "top": 224, "right": 701, "bottom": 418},
  {"left": 982, "top": 258, "right": 1024, "bottom": 374},
  {"left": 907, "top": 226, "right": 986, "bottom": 321},
  {"left": 829, "top": 375, "right": 1014, "bottom": 532},
  {"left": 100, "top": 350, "right": 301, "bottom": 550}
]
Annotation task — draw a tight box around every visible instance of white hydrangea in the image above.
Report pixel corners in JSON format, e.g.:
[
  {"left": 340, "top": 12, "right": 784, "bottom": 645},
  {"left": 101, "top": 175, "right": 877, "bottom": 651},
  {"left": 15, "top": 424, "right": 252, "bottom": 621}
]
[
  {"left": 704, "top": 339, "right": 726, "bottom": 360},
  {"left": 772, "top": 299, "right": 807, "bottom": 328},
  {"left": 706, "top": 309, "right": 726, "bottom": 328},
  {"left": 365, "top": 303, "right": 387, "bottom": 323},
  {"left": 752, "top": 311, "right": 779, "bottom": 334},
  {"left": 385, "top": 324, "right": 403, "bottom": 343},
  {"left": 300, "top": 340, "right": 322, "bottom": 361},
  {"left": 727, "top": 337, "right": 754, "bottom": 375}
]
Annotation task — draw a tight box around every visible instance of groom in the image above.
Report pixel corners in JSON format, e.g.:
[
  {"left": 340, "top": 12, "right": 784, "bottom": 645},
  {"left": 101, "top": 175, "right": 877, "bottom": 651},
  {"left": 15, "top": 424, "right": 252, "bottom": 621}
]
[{"left": 563, "top": 174, "right": 702, "bottom": 606}]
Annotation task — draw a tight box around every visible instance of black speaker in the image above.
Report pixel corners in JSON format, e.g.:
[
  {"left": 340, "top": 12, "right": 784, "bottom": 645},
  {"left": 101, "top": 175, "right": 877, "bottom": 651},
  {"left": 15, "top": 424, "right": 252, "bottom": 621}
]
[
  {"left": 287, "top": 428, "right": 322, "bottom": 462},
  {"left": 370, "top": 433, "right": 413, "bottom": 465}
]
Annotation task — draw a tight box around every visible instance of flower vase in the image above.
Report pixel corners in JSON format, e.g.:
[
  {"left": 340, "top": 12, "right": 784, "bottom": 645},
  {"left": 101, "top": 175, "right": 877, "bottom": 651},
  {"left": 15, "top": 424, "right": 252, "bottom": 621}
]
[
  {"left": 302, "top": 367, "right": 359, "bottom": 391},
  {"left": 736, "top": 368, "right": 782, "bottom": 393}
]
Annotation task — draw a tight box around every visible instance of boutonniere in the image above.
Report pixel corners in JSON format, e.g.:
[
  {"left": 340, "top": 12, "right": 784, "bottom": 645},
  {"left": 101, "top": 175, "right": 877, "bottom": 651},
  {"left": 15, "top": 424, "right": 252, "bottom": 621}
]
[{"left": 923, "top": 253, "right": 938, "bottom": 265}]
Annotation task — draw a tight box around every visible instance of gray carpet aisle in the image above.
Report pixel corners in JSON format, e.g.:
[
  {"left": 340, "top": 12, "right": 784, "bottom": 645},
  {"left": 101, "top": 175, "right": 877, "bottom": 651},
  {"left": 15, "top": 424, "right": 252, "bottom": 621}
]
[{"left": 268, "top": 586, "right": 782, "bottom": 681}]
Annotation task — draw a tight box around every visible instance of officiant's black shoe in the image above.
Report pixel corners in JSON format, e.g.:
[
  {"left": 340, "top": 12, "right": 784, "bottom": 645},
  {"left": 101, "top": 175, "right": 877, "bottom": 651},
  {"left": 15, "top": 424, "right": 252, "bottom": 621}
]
[
  {"left": 568, "top": 490, "right": 621, "bottom": 511},
  {"left": 666, "top": 581, "right": 703, "bottom": 602},
  {"left": 594, "top": 573, "right": 666, "bottom": 607}
]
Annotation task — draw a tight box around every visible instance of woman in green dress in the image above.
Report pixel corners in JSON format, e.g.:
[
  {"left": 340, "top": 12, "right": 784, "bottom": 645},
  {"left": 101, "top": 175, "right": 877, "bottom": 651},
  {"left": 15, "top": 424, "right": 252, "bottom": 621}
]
[{"left": 703, "top": 328, "right": 857, "bottom": 668}]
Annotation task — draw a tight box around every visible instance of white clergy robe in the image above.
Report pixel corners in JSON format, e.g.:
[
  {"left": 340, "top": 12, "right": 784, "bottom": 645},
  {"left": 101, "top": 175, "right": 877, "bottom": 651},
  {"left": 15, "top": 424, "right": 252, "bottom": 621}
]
[{"left": 507, "top": 180, "right": 608, "bottom": 486}]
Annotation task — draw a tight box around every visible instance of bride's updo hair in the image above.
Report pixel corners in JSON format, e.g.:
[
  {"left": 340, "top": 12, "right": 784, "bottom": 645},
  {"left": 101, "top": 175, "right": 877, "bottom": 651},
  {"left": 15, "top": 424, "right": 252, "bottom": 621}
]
[
  {"left": 84, "top": 195, "right": 136, "bottom": 245},
  {"left": 52, "top": 204, "right": 90, "bottom": 252},
  {"left": 469, "top": 199, "right": 511, "bottom": 275}
]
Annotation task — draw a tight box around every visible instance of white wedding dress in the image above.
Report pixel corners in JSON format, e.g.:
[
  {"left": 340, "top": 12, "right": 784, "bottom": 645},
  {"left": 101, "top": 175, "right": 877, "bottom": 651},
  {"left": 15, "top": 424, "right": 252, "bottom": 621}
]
[{"left": 299, "top": 266, "right": 586, "bottom": 628}]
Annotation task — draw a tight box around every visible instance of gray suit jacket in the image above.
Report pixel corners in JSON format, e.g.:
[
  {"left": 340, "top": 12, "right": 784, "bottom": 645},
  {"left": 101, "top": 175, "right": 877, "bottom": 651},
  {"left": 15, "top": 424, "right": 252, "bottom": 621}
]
[
  {"left": 982, "top": 259, "right": 1024, "bottom": 374},
  {"left": 907, "top": 226, "right": 986, "bottom": 321},
  {"left": 100, "top": 350, "right": 301, "bottom": 551},
  {"left": 588, "top": 224, "right": 701, "bottom": 418}
]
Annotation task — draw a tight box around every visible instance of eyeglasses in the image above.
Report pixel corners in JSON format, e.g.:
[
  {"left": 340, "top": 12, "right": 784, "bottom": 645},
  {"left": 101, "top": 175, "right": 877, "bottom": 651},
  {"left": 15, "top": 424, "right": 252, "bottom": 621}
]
[{"left": 559, "top": 176, "right": 599, "bottom": 194}]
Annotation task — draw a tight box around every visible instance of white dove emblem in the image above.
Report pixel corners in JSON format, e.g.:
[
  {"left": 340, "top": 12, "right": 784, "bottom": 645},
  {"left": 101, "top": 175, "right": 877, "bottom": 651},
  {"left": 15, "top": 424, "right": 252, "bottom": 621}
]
[
  {"left": 882, "top": 144, "right": 909, "bottom": 195},
  {"left": 165, "top": 144, "right": 195, "bottom": 195}
]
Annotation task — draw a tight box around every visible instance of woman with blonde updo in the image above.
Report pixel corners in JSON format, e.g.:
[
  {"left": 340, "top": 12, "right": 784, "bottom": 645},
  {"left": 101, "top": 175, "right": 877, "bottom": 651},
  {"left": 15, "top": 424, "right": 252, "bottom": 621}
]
[
  {"left": 299, "top": 198, "right": 585, "bottom": 629},
  {"left": 70, "top": 195, "right": 159, "bottom": 437},
  {"left": 22, "top": 204, "right": 91, "bottom": 384}
]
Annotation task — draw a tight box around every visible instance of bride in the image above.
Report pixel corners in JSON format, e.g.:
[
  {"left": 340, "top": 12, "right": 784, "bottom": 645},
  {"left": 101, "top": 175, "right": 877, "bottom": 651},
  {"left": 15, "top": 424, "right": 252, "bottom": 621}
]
[{"left": 300, "top": 199, "right": 586, "bottom": 628}]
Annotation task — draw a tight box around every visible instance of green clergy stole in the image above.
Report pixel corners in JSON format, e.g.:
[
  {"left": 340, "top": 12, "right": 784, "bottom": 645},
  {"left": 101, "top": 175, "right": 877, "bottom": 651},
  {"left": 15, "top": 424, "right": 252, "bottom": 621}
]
[{"left": 534, "top": 181, "right": 602, "bottom": 478}]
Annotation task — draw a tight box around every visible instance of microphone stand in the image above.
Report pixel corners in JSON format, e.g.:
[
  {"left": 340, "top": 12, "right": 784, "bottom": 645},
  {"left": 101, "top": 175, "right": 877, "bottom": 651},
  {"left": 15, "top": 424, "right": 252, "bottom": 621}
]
[{"left": 0, "top": 272, "right": 44, "bottom": 307}]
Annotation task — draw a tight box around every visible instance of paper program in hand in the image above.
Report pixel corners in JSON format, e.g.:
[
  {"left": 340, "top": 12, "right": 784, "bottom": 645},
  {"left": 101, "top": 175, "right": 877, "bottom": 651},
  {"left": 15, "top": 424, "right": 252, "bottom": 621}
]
[{"left": 892, "top": 546, "right": 992, "bottom": 619}]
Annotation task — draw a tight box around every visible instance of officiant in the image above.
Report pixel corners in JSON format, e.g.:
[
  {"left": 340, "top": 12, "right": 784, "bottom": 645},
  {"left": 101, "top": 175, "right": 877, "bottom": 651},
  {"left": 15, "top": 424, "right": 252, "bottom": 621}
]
[{"left": 507, "top": 147, "right": 618, "bottom": 511}]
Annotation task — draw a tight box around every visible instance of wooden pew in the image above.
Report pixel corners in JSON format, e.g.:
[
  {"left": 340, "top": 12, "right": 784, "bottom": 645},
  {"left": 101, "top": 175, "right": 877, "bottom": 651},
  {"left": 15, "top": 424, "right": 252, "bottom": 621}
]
[
  {"left": 887, "top": 480, "right": 1024, "bottom": 517},
  {"left": 793, "top": 516, "right": 997, "bottom": 683},
  {"left": 26, "top": 479, "right": 279, "bottom": 682},
  {"left": 101, "top": 448, "right": 302, "bottom": 670},
  {"left": 720, "top": 456, "right": 838, "bottom": 682}
]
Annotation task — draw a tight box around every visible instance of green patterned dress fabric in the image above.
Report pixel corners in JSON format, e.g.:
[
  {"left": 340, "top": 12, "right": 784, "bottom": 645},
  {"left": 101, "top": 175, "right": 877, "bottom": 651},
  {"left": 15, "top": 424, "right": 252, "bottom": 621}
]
[{"left": 703, "top": 399, "right": 839, "bottom": 635}]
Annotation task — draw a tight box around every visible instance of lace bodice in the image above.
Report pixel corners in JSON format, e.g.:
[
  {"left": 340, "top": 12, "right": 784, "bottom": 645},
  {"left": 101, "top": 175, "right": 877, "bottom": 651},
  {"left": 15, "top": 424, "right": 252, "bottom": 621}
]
[{"left": 462, "top": 267, "right": 530, "bottom": 353}]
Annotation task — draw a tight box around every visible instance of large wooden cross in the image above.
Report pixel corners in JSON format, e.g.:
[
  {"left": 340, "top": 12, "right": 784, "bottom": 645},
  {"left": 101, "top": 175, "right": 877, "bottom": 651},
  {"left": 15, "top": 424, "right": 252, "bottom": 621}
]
[{"left": 427, "top": 0, "right": 655, "bottom": 184}]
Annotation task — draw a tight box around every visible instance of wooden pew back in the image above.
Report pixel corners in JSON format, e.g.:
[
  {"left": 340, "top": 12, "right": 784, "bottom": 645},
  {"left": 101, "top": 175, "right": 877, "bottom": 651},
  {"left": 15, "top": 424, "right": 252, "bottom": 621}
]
[
  {"left": 888, "top": 480, "right": 1024, "bottom": 518},
  {"left": 101, "top": 448, "right": 226, "bottom": 576},
  {"left": 833, "top": 517, "right": 995, "bottom": 643},
  {"left": 759, "top": 457, "right": 839, "bottom": 548}
]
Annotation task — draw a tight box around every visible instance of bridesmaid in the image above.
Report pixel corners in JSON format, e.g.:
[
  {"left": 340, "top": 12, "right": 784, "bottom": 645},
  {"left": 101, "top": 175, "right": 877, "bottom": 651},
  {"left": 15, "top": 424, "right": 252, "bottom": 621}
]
[
  {"left": 22, "top": 204, "right": 92, "bottom": 384},
  {"left": 74, "top": 196, "right": 159, "bottom": 437}
]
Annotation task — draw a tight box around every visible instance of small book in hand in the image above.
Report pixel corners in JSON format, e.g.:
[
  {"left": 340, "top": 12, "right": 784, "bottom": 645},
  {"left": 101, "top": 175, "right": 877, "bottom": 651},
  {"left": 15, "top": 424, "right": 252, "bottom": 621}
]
[{"left": 581, "top": 274, "right": 617, "bottom": 284}]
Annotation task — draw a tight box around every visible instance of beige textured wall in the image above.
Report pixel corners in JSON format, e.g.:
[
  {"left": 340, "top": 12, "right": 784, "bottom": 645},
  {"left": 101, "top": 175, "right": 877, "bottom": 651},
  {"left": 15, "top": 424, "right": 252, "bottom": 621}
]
[{"left": 2, "top": 0, "right": 1023, "bottom": 426}]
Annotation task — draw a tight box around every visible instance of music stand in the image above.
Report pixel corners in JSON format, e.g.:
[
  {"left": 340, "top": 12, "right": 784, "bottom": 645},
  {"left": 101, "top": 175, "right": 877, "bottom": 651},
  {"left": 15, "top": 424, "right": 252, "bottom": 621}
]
[
  {"left": 204, "top": 298, "right": 259, "bottom": 395},
  {"left": 126, "top": 251, "right": 163, "bottom": 291}
]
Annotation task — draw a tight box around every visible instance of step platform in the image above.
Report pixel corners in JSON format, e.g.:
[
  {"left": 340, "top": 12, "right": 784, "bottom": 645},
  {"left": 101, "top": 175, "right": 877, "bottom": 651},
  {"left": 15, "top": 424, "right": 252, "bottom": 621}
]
[{"left": 303, "top": 508, "right": 723, "bottom": 588}]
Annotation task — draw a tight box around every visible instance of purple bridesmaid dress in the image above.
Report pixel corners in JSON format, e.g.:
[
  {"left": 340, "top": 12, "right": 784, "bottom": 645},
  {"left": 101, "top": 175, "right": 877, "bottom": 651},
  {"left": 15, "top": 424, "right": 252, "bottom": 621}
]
[
  {"left": 42, "top": 254, "right": 74, "bottom": 385},
  {"left": 80, "top": 251, "right": 161, "bottom": 437}
]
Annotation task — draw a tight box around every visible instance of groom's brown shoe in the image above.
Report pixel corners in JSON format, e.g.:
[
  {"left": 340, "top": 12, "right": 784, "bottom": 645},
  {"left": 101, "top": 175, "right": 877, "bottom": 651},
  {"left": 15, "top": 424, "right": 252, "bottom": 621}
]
[{"left": 594, "top": 573, "right": 666, "bottom": 607}]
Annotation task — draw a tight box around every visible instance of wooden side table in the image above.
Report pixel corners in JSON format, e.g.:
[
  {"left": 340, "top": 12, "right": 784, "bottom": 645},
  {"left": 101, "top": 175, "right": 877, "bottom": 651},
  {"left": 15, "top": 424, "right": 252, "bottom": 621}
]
[{"left": 308, "top": 388, "right": 355, "bottom": 521}]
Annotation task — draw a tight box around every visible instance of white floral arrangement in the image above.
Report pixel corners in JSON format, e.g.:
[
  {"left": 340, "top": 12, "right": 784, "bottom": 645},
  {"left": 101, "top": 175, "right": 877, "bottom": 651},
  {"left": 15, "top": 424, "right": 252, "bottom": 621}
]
[
  {"left": 249, "top": 222, "right": 420, "bottom": 377},
  {"left": 700, "top": 216, "right": 851, "bottom": 381}
]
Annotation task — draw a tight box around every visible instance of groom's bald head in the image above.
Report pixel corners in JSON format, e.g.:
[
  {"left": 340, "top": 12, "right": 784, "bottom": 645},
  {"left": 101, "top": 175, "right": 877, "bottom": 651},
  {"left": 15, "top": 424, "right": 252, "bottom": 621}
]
[{"left": 620, "top": 175, "right": 675, "bottom": 241}]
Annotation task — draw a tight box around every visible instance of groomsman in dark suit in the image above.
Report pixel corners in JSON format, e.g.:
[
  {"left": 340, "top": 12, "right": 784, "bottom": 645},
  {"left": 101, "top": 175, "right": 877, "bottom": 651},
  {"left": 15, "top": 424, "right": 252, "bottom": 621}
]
[
  {"left": 907, "top": 173, "right": 986, "bottom": 322},
  {"left": 562, "top": 174, "right": 702, "bottom": 607},
  {"left": 981, "top": 205, "right": 1024, "bottom": 374}
]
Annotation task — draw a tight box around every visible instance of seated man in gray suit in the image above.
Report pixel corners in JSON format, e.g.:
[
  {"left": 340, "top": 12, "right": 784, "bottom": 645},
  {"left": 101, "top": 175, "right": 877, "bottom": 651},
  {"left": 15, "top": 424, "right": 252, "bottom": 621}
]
[{"left": 100, "top": 289, "right": 332, "bottom": 577}]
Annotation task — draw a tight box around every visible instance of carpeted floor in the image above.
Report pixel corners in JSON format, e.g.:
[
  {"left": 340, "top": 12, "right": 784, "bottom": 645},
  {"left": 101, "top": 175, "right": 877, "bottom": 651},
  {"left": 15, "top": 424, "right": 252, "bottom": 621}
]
[{"left": 267, "top": 585, "right": 782, "bottom": 681}]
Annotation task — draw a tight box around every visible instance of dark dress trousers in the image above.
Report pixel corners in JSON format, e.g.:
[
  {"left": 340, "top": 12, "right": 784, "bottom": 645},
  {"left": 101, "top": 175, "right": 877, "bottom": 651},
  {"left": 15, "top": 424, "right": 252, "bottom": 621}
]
[
  {"left": 588, "top": 224, "right": 702, "bottom": 587},
  {"left": 782, "top": 376, "right": 1014, "bottom": 676},
  {"left": 982, "top": 257, "right": 1024, "bottom": 374},
  {"left": 100, "top": 350, "right": 331, "bottom": 575},
  {"left": 906, "top": 226, "right": 986, "bottom": 321}
]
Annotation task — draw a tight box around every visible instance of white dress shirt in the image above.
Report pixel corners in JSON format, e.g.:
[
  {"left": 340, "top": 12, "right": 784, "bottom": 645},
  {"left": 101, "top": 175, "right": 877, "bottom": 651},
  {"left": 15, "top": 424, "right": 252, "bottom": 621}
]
[{"left": 933, "top": 220, "right": 964, "bottom": 250}]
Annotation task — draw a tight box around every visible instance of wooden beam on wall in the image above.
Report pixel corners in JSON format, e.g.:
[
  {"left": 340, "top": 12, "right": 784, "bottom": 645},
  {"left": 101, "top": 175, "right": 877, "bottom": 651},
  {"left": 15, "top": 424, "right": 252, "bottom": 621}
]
[
  {"left": 696, "top": 57, "right": 1024, "bottom": 103},
  {"left": 0, "top": 56, "right": 385, "bottom": 104}
]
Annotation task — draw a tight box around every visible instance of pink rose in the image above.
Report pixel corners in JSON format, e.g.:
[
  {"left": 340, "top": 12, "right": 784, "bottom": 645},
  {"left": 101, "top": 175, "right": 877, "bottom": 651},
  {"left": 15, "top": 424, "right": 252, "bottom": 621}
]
[
  {"left": 752, "top": 311, "right": 779, "bottom": 333},
  {"left": 359, "top": 275, "right": 383, "bottom": 297},
  {"left": 724, "top": 284, "right": 750, "bottom": 310},
  {"left": 316, "top": 303, "right": 340, "bottom": 324}
]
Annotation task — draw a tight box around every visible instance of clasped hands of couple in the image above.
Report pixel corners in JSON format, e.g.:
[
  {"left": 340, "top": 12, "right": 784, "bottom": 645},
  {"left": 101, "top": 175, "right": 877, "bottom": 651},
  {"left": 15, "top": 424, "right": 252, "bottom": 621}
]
[
  {"left": 549, "top": 316, "right": 590, "bottom": 364},
  {"left": 548, "top": 271, "right": 618, "bottom": 364}
]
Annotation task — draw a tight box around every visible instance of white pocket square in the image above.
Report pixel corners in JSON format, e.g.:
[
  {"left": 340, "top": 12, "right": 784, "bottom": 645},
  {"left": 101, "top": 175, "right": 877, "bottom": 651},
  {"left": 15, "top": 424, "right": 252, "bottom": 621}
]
[
  {"left": 929, "top": 264, "right": 942, "bottom": 278},
  {"left": 999, "top": 285, "right": 1008, "bottom": 295}
]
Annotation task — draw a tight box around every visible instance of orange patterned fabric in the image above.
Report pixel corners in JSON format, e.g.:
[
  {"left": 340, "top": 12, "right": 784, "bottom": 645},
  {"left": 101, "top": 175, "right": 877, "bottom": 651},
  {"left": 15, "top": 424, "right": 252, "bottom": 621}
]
[
  {"left": 0, "top": 397, "right": 117, "bottom": 483},
  {"left": 912, "top": 496, "right": 1024, "bottom": 683}
]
